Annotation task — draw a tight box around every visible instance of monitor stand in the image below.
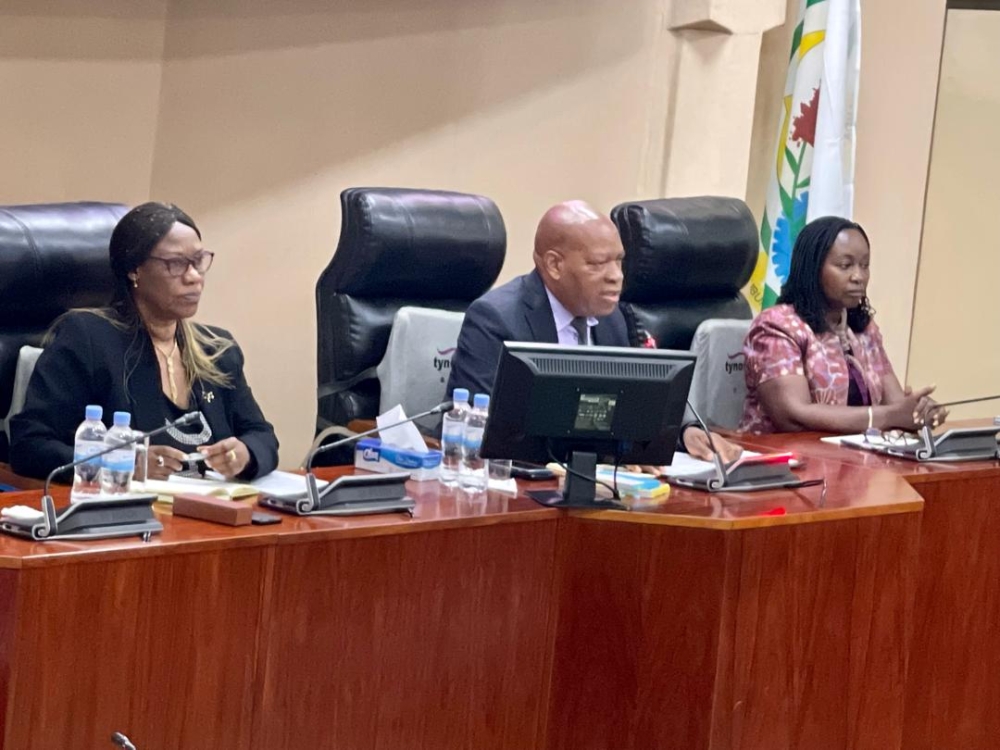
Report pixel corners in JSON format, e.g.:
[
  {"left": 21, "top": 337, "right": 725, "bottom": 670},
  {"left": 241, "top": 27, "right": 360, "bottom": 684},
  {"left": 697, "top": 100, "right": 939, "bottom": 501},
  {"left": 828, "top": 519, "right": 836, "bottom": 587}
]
[{"left": 526, "top": 451, "right": 626, "bottom": 510}]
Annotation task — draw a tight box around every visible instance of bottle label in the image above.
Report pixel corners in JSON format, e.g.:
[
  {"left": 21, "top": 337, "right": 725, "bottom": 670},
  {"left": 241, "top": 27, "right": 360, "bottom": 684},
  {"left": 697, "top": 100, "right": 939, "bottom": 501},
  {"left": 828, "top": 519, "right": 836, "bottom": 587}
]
[
  {"left": 104, "top": 452, "right": 135, "bottom": 472},
  {"left": 74, "top": 444, "right": 103, "bottom": 466}
]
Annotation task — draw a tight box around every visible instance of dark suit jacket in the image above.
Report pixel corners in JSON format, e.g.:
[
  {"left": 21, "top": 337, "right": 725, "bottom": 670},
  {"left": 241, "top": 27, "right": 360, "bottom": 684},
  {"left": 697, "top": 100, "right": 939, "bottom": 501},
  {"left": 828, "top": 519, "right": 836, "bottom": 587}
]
[
  {"left": 446, "top": 270, "right": 630, "bottom": 397},
  {"left": 9, "top": 311, "right": 279, "bottom": 480}
]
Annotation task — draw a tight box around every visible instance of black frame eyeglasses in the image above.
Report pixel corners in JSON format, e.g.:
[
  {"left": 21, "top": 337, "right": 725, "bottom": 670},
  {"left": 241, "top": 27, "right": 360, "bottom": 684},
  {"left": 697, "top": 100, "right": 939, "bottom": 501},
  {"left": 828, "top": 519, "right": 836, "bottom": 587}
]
[{"left": 147, "top": 250, "right": 215, "bottom": 277}]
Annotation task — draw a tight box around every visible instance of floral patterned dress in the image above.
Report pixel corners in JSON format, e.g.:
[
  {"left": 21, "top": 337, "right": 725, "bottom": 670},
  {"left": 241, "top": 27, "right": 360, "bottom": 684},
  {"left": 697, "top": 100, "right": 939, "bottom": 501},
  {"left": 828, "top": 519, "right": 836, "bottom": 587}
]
[{"left": 738, "top": 304, "right": 896, "bottom": 434}]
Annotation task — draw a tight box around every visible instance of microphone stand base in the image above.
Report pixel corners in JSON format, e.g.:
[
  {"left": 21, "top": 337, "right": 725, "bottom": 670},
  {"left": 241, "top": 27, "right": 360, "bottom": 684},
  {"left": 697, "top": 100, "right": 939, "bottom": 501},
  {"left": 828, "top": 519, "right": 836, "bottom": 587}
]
[
  {"left": 525, "top": 490, "right": 627, "bottom": 511},
  {"left": 0, "top": 494, "right": 162, "bottom": 542},
  {"left": 286, "top": 497, "right": 416, "bottom": 517},
  {"left": 259, "top": 472, "right": 416, "bottom": 517}
]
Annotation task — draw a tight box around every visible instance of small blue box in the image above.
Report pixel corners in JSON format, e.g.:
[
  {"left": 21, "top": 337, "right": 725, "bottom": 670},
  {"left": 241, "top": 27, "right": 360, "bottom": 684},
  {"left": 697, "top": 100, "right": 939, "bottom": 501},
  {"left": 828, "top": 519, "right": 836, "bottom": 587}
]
[{"left": 354, "top": 438, "right": 442, "bottom": 481}]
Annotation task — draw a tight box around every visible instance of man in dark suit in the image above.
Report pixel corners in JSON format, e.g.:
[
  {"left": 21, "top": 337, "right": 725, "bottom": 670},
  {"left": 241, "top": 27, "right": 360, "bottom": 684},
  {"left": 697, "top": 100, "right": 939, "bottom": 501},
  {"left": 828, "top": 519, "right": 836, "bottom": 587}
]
[{"left": 446, "top": 200, "right": 740, "bottom": 461}]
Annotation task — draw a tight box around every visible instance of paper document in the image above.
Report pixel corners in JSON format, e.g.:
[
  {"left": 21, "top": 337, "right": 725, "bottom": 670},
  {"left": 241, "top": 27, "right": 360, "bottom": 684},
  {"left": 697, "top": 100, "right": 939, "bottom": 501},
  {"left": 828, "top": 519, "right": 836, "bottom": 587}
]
[
  {"left": 249, "top": 470, "right": 329, "bottom": 499},
  {"left": 657, "top": 450, "right": 757, "bottom": 479},
  {"left": 144, "top": 475, "right": 259, "bottom": 501},
  {"left": 821, "top": 433, "right": 921, "bottom": 449}
]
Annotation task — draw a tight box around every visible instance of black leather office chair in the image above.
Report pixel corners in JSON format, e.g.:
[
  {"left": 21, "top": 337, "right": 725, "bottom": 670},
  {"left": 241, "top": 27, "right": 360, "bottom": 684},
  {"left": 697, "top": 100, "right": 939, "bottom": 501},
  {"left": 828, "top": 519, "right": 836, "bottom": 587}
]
[
  {"left": 0, "top": 202, "right": 128, "bottom": 465},
  {"left": 613, "top": 196, "right": 757, "bottom": 349},
  {"left": 314, "top": 187, "right": 506, "bottom": 464}
]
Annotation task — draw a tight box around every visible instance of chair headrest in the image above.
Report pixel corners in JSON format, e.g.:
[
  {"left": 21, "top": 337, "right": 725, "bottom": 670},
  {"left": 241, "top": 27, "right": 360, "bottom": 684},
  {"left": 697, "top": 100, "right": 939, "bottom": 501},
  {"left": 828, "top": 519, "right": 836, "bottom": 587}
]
[
  {"left": 613, "top": 196, "right": 757, "bottom": 303},
  {"left": 0, "top": 202, "right": 129, "bottom": 325},
  {"left": 322, "top": 188, "right": 506, "bottom": 300}
]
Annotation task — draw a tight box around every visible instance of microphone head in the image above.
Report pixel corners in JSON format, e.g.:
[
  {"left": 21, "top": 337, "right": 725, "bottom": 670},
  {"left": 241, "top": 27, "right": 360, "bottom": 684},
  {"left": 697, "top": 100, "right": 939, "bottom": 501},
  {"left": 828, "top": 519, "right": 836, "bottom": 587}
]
[
  {"left": 178, "top": 412, "right": 200, "bottom": 426},
  {"left": 434, "top": 400, "right": 454, "bottom": 414}
]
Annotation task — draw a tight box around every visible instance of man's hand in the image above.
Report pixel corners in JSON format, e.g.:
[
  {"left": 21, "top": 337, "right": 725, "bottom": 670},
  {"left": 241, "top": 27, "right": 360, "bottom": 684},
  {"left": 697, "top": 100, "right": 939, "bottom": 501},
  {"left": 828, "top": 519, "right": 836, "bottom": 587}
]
[{"left": 682, "top": 426, "right": 742, "bottom": 463}]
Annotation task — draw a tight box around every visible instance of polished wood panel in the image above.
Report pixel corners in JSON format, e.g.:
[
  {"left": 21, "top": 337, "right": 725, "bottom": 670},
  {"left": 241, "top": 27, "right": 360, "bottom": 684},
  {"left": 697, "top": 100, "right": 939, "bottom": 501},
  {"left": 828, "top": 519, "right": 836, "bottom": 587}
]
[
  {"left": 547, "top": 519, "right": 732, "bottom": 750},
  {"left": 547, "top": 512, "right": 920, "bottom": 750},
  {"left": 737, "top": 423, "right": 1000, "bottom": 750},
  {"left": 0, "top": 464, "right": 924, "bottom": 750},
  {"left": 3, "top": 546, "right": 267, "bottom": 750},
  {"left": 721, "top": 514, "right": 918, "bottom": 750},
  {"left": 580, "top": 453, "right": 922, "bottom": 530},
  {"left": 732, "top": 420, "right": 1000, "bottom": 484},
  {"left": 254, "top": 518, "right": 559, "bottom": 750},
  {"left": 902, "top": 474, "right": 1000, "bottom": 750}
]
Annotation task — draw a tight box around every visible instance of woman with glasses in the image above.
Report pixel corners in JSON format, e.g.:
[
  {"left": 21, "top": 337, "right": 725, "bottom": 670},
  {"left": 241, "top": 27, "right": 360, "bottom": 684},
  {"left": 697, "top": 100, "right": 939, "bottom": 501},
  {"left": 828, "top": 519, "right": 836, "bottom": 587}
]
[
  {"left": 10, "top": 202, "right": 279, "bottom": 480},
  {"left": 739, "top": 216, "right": 945, "bottom": 434}
]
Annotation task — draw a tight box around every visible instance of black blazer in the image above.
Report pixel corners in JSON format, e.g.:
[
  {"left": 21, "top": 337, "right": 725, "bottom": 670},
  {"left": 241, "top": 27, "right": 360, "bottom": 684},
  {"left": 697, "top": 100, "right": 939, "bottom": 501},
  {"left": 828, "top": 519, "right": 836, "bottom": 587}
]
[
  {"left": 446, "top": 269, "right": 630, "bottom": 397},
  {"left": 9, "top": 311, "right": 279, "bottom": 480}
]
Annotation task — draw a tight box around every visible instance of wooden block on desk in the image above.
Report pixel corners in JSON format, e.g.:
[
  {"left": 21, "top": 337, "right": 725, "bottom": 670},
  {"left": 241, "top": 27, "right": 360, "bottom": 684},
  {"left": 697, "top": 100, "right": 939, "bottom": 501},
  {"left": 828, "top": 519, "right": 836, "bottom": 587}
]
[{"left": 172, "top": 493, "right": 253, "bottom": 526}]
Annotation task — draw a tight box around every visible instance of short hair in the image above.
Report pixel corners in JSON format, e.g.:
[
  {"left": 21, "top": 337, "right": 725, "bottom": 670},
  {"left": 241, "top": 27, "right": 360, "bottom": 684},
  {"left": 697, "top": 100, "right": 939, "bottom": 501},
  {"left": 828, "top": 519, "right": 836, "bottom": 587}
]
[{"left": 777, "top": 215, "right": 873, "bottom": 334}]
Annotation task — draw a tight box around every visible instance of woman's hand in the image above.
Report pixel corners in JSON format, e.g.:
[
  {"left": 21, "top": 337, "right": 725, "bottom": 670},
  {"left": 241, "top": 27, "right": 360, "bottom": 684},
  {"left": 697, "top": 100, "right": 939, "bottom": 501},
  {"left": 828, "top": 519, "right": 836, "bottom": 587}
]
[
  {"left": 909, "top": 386, "right": 948, "bottom": 429},
  {"left": 881, "top": 385, "right": 939, "bottom": 431},
  {"left": 145, "top": 445, "right": 189, "bottom": 480},
  {"left": 199, "top": 438, "right": 251, "bottom": 479},
  {"left": 682, "top": 427, "right": 743, "bottom": 463}
]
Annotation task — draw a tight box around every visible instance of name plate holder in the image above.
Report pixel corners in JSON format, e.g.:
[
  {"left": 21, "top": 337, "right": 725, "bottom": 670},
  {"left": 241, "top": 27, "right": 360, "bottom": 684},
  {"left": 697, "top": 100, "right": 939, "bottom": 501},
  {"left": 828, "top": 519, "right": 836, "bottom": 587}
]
[
  {"left": 259, "top": 472, "right": 415, "bottom": 517},
  {"left": 0, "top": 494, "right": 162, "bottom": 542}
]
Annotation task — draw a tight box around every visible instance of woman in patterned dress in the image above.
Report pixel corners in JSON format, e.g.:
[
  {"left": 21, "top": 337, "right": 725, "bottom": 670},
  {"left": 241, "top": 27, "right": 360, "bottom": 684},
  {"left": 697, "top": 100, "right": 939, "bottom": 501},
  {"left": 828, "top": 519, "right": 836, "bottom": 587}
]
[{"left": 739, "top": 216, "right": 945, "bottom": 434}]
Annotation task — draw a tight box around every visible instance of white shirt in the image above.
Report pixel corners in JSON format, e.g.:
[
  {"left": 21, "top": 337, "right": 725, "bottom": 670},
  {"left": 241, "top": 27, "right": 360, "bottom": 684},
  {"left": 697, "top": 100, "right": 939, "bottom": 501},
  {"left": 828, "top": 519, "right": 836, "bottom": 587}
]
[{"left": 545, "top": 287, "right": 597, "bottom": 346}]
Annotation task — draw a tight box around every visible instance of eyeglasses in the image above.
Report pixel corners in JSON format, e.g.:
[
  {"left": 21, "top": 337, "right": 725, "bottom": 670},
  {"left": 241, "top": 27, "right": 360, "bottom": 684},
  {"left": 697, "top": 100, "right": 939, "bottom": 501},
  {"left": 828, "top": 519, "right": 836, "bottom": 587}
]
[
  {"left": 863, "top": 428, "right": 920, "bottom": 448},
  {"left": 147, "top": 251, "right": 215, "bottom": 277}
]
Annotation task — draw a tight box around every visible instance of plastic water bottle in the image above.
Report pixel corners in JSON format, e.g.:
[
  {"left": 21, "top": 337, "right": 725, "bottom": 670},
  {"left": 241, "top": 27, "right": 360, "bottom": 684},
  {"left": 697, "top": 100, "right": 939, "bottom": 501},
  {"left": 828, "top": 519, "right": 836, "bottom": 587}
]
[
  {"left": 459, "top": 393, "right": 490, "bottom": 492},
  {"left": 71, "top": 405, "right": 107, "bottom": 502},
  {"left": 101, "top": 411, "right": 136, "bottom": 496},
  {"left": 440, "top": 388, "right": 471, "bottom": 486}
]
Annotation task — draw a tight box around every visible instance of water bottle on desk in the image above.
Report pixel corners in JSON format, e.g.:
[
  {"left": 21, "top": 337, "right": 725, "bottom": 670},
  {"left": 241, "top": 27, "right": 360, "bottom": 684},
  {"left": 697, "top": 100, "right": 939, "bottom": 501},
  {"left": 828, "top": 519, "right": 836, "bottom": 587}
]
[
  {"left": 71, "top": 404, "right": 107, "bottom": 502},
  {"left": 101, "top": 411, "right": 136, "bottom": 496},
  {"left": 459, "top": 393, "right": 490, "bottom": 492},
  {"left": 440, "top": 388, "right": 470, "bottom": 486}
]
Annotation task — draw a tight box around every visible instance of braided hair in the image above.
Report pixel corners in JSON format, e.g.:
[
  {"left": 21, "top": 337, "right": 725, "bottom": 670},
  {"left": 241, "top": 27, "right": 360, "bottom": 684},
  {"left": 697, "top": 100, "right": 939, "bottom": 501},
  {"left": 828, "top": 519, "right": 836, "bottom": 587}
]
[{"left": 777, "top": 216, "right": 874, "bottom": 334}]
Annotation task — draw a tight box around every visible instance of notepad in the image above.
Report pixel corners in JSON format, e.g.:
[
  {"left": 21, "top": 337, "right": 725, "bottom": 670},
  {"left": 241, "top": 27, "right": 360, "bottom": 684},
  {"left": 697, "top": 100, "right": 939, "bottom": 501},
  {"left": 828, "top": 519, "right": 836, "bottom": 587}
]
[
  {"left": 248, "top": 470, "right": 328, "bottom": 499},
  {"left": 143, "top": 477, "right": 259, "bottom": 502}
]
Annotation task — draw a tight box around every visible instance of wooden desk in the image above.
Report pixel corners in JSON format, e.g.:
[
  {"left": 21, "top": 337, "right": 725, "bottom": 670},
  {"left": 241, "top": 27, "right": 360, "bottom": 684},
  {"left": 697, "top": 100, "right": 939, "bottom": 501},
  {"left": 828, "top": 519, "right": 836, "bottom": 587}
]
[
  {"left": 0, "top": 464, "right": 922, "bottom": 750},
  {"left": 738, "top": 422, "right": 1000, "bottom": 750},
  {"left": 547, "top": 455, "right": 921, "bottom": 750}
]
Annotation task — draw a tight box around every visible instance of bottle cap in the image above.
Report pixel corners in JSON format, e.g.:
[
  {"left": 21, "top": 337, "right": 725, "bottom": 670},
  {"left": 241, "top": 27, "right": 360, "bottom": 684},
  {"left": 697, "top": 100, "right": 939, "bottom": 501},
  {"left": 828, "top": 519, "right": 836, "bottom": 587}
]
[
  {"left": 473, "top": 393, "right": 490, "bottom": 409},
  {"left": 113, "top": 411, "right": 131, "bottom": 427},
  {"left": 452, "top": 388, "right": 470, "bottom": 404},
  {"left": 85, "top": 404, "right": 103, "bottom": 421}
]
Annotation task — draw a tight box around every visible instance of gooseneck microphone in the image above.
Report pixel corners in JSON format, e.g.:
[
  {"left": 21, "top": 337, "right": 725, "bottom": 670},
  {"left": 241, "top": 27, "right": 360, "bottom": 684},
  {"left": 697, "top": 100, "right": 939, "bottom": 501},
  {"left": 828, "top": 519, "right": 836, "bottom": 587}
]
[
  {"left": 931, "top": 393, "right": 1000, "bottom": 410},
  {"left": 301, "top": 399, "right": 453, "bottom": 512},
  {"left": 304, "top": 400, "right": 454, "bottom": 472},
  {"left": 685, "top": 399, "right": 729, "bottom": 479},
  {"left": 43, "top": 411, "right": 201, "bottom": 499}
]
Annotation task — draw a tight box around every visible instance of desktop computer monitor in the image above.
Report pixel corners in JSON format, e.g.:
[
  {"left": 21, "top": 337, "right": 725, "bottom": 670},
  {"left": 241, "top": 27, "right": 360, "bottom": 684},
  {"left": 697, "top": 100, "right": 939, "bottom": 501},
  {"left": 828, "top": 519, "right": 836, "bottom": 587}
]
[{"left": 480, "top": 342, "right": 696, "bottom": 507}]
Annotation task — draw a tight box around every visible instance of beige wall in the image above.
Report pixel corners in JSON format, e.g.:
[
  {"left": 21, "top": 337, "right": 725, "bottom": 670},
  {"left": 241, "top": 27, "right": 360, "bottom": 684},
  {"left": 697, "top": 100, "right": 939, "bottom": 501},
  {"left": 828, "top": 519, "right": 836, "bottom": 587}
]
[
  {"left": 748, "top": 0, "right": 947, "bottom": 377},
  {"left": 4, "top": 0, "right": 956, "bottom": 463},
  {"left": 0, "top": 0, "right": 167, "bottom": 205},
  {"left": 908, "top": 9, "right": 1000, "bottom": 417},
  {"left": 150, "top": 0, "right": 785, "bottom": 464}
]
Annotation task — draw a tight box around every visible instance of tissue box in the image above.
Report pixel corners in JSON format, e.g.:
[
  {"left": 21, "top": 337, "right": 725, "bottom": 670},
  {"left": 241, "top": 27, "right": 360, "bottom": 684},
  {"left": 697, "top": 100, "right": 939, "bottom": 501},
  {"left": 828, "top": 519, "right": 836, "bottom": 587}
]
[{"left": 354, "top": 438, "right": 442, "bottom": 481}]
